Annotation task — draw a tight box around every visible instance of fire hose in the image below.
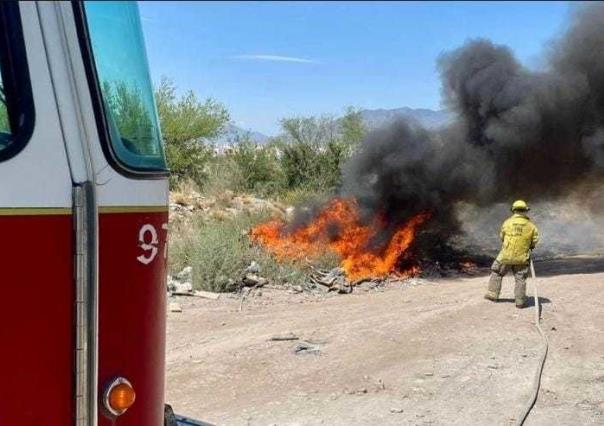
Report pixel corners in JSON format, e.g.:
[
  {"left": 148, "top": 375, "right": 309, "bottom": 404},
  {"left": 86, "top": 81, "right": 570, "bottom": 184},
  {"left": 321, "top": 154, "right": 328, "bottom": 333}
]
[{"left": 515, "top": 258, "right": 549, "bottom": 425}]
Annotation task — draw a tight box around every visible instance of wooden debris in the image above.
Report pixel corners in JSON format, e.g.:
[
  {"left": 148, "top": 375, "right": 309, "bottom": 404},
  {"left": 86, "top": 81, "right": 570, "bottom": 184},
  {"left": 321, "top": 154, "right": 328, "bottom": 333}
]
[
  {"left": 270, "top": 333, "right": 299, "bottom": 341},
  {"left": 193, "top": 290, "right": 220, "bottom": 300},
  {"left": 242, "top": 273, "right": 267, "bottom": 287}
]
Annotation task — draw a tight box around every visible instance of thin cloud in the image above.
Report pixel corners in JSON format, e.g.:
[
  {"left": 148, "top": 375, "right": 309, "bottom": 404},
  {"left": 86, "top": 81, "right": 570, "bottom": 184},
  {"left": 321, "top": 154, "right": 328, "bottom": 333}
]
[{"left": 231, "top": 54, "right": 319, "bottom": 64}]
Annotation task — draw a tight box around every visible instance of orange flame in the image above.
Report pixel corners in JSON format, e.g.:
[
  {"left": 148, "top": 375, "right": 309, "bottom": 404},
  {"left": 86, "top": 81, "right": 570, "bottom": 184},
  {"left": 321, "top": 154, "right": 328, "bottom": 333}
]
[{"left": 251, "top": 198, "right": 430, "bottom": 281}]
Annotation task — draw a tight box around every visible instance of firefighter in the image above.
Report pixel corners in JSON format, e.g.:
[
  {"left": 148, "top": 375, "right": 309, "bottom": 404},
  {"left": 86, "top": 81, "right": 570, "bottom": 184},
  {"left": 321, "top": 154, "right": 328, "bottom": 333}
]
[{"left": 484, "top": 200, "right": 539, "bottom": 308}]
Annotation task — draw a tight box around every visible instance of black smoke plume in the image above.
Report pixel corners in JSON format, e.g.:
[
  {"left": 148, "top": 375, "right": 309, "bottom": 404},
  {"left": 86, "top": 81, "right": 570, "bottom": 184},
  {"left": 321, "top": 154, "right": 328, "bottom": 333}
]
[{"left": 337, "top": 3, "right": 604, "bottom": 259}]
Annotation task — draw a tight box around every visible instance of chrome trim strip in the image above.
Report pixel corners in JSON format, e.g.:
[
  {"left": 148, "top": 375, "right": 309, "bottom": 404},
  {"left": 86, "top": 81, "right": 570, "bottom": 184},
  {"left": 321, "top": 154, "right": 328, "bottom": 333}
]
[{"left": 74, "top": 182, "right": 98, "bottom": 426}]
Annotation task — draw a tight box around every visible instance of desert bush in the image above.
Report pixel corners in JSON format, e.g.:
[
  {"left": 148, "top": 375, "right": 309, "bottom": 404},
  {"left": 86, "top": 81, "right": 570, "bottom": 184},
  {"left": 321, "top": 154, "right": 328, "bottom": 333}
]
[
  {"left": 165, "top": 140, "right": 216, "bottom": 188},
  {"left": 155, "top": 77, "right": 229, "bottom": 188},
  {"left": 276, "top": 186, "right": 331, "bottom": 207},
  {"left": 195, "top": 154, "right": 241, "bottom": 197},
  {"left": 275, "top": 109, "right": 365, "bottom": 193},
  {"left": 224, "top": 138, "right": 284, "bottom": 196}
]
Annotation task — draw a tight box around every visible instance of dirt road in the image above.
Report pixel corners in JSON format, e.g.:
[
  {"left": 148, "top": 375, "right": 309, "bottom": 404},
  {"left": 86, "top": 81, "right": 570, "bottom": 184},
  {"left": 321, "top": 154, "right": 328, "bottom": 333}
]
[{"left": 166, "top": 259, "right": 604, "bottom": 425}]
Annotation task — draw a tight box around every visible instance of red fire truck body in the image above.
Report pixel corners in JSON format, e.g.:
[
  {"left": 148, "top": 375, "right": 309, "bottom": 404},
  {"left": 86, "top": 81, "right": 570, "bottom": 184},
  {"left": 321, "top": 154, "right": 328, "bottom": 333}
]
[{"left": 0, "top": 2, "right": 172, "bottom": 424}]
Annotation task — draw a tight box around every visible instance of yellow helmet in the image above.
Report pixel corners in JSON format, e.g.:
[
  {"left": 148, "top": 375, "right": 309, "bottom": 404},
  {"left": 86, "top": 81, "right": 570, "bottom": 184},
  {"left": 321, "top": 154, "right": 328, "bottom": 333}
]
[{"left": 511, "top": 199, "right": 529, "bottom": 212}]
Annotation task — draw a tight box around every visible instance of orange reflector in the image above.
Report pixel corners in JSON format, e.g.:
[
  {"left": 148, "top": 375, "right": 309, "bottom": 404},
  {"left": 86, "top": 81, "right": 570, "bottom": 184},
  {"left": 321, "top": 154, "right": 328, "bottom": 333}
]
[{"left": 104, "top": 378, "right": 136, "bottom": 416}]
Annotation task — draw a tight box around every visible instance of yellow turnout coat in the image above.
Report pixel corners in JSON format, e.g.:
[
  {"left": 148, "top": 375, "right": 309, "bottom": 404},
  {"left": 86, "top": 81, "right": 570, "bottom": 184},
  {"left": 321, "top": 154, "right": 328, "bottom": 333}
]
[{"left": 495, "top": 213, "right": 539, "bottom": 265}]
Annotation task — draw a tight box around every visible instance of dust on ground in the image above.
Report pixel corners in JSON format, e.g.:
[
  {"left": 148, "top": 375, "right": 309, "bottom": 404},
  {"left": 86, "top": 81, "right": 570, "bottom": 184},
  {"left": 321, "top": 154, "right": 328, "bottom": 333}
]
[{"left": 165, "top": 258, "right": 604, "bottom": 426}]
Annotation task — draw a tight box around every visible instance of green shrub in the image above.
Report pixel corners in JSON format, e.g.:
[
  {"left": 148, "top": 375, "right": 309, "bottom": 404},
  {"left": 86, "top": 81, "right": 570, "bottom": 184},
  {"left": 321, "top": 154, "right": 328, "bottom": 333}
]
[
  {"left": 275, "top": 109, "right": 365, "bottom": 194},
  {"left": 276, "top": 187, "right": 331, "bottom": 207},
  {"left": 198, "top": 155, "right": 242, "bottom": 197},
  {"left": 165, "top": 140, "right": 216, "bottom": 188},
  {"left": 155, "top": 77, "right": 229, "bottom": 188},
  {"left": 225, "top": 138, "right": 285, "bottom": 196}
]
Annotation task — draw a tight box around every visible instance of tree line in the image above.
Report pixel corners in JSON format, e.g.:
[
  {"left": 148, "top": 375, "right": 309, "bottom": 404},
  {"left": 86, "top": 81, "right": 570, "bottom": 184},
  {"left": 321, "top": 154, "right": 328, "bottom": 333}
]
[{"left": 155, "top": 78, "right": 366, "bottom": 197}]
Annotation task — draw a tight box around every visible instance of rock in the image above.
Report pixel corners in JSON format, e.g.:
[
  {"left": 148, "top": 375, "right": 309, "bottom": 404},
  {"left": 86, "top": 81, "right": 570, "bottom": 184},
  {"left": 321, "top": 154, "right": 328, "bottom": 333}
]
[
  {"left": 169, "top": 302, "right": 182, "bottom": 313},
  {"left": 333, "top": 283, "right": 353, "bottom": 294},
  {"left": 167, "top": 276, "right": 178, "bottom": 292},
  {"left": 323, "top": 268, "right": 345, "bottom": 285},
  {"left": 242, "top": 273, "right": 267, "bottom": 287},
  {"left": 291, "top": 285, "right": 303, "bottom": 293},
  {"left": 312, "top": 283, "right": 330, "bottom": 293},
  {"left": 293, "top": 341, "right": 321, "bottom": 355},
  {"left": 175, "top": 266, "right": 193, "bottom": 282},
  {"left": 172, "top": 281, "right": 193, "bottom": 295},
  {"left": 171, "top": 188, "right": 294, "bottom": 225},
  {"left": 245, "top": 261, "right": 261, "bottom": 274},
  {"left": 390, "top": 408, "right": 404, "bottom": 414},
  {"left": 356, "top": 280, "right": 378, "bottom": 292}
]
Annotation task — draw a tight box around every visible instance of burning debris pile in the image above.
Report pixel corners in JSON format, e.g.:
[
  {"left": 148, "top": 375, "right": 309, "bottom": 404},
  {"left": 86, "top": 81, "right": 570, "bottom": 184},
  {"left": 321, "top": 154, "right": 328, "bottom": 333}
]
[
  {"left": 250, "top": 197, "right": 479, "bottom": 285},
  {"left": 251, "top": 198, "right": 432, "bottom": 281},
  {"left": 252, "top": 3, "right": 604, "bottom": 281}
]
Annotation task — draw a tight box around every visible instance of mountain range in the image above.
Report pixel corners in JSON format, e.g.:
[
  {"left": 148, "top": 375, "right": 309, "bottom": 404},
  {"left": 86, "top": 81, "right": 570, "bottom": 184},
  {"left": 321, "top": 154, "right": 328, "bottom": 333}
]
[
  {"left": 211, "top": 123, "right": 270, "bottom": 146},
  {"left": 358, "top": 107, "right": 452, "bottom": 131},
  {"left": 211, "top": 107, "right": 453, "bottom": 145}
]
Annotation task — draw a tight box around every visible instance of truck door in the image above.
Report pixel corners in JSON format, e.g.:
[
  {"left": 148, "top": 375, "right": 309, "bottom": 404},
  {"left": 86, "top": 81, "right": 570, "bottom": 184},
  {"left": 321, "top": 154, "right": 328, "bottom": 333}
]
[{"left": 61, "top": 1, "right": 170, "bottom": 424}]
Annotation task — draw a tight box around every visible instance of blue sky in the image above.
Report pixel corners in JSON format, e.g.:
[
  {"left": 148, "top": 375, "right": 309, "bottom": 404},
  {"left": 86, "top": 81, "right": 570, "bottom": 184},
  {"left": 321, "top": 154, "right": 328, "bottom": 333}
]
[{"left": 139, "top": 1, "right": 571, "bottom": 135}]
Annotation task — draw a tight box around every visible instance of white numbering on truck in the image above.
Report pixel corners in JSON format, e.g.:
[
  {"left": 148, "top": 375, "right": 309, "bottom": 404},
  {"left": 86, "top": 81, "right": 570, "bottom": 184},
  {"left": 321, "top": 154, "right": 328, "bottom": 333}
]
[{"left": 137, "top": 223, "right": 168, "bottom": 265}]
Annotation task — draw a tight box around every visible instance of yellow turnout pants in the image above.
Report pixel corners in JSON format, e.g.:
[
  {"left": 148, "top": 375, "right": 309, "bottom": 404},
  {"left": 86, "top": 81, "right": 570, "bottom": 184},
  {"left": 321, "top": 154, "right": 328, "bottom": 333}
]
[{"left": 486, "top": 260, "right": 528, "bottom": 306}]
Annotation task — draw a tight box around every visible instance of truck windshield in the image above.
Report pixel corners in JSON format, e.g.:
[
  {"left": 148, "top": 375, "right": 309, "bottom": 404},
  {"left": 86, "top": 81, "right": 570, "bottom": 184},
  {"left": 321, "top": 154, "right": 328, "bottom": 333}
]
[{"left": 83, "top": 1, "right": 166, "bottom": 171}]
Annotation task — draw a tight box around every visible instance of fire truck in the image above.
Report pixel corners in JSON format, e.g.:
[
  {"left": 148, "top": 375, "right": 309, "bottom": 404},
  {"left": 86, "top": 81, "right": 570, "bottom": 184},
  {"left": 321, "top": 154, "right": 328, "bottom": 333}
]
[{"left": 0, "top": 1, "right": 200, "bottom": 425}]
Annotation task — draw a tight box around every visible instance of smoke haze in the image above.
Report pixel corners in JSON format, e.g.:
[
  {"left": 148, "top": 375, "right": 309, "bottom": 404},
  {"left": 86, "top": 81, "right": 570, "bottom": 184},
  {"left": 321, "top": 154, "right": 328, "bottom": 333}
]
[{"left": 339, "top": 3, "right": 604, "bottom": 254}]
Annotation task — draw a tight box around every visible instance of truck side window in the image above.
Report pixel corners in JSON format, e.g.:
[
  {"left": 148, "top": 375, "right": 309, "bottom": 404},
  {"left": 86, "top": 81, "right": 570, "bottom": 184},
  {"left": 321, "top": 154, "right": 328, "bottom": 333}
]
[
  {"left": 82, "top": 1, "right": 166, "bottom": 172},
  {"left": 0, "top": 2, "right": 34, "bottom": 161},
  {"left": 0, "top": 78, "right": 10, "bottom": 142}
]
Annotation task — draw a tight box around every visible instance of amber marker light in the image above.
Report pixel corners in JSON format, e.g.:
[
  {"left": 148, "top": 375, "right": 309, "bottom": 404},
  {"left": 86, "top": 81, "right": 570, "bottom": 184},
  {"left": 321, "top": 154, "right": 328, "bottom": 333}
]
[{"left": 103, "top": 377, "right": 136, "bottom": 416}]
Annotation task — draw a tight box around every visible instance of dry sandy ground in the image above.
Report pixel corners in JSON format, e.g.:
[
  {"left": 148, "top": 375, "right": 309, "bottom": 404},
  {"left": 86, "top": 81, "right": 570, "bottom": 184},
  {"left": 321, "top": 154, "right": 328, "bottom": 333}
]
[{"left": 165, "top": 259, "right": 604, "bottom": 426}]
